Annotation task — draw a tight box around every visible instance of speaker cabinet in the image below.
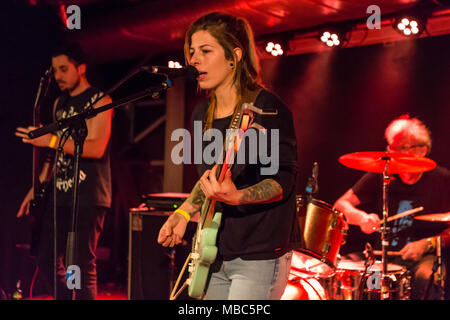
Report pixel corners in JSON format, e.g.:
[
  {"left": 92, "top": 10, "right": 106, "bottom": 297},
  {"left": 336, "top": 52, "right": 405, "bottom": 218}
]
[{"left": 127, "top": 209, "right": 195, "bottom": 300}]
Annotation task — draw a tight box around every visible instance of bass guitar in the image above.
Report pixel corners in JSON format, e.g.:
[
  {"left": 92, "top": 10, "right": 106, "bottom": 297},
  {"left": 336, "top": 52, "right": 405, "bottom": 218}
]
[{"left": 29, "top": 67, "right": 53, "bottom": 257}]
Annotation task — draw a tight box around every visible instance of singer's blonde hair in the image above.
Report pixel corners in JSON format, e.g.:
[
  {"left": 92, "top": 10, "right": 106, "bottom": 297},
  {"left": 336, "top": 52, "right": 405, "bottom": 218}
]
[{"left": 184, "top": 12, "right": 261, "bottom": 130}]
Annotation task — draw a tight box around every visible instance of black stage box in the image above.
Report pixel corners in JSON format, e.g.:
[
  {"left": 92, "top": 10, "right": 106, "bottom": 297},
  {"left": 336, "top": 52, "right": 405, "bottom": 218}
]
[{"left": 127, "top": 207, "right": 196, "bottom": 300}]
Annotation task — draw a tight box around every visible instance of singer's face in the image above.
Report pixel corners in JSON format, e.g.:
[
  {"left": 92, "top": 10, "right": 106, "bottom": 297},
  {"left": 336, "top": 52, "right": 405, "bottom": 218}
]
[
  {"left": 51, "top": 55, "right": 83, "bottom": 93},
  {"left": 189, "top": 30, "right": 234, "bottom": 91}
]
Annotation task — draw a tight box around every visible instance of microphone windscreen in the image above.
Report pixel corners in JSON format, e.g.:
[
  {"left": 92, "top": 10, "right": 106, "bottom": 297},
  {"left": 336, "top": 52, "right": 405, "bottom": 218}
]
[{"left": 185, "top": 65, "right": 199, "bottom": 81}]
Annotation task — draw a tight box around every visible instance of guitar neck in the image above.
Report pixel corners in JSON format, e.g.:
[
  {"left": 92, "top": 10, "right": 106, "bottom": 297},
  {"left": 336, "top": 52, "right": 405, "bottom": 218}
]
[{"left": 198, "top": 104, "right": 254, "bottom": 229}]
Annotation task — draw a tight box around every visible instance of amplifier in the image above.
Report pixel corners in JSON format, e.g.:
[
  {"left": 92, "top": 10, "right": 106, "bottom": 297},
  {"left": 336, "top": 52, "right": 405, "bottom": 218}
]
[
  {"left": 127, "top": 207, "right": 196, "bottom": 300},
  {"left": 141, "top": 193, "right": 189, "bottom": 211}
]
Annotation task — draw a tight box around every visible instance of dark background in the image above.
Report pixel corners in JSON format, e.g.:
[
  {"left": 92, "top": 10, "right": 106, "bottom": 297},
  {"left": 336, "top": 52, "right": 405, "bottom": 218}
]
[{"left": 1, "top": 2, "right": 449, "bottom": 297}]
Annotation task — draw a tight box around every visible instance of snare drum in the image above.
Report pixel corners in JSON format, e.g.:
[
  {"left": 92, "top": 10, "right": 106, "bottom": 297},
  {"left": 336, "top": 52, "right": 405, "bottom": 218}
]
[
  {"left": 294, "top": 196, "right": 348, "bottom": 278},
  {"left": 331, "top": 260, "right": 411, "bottom": 300}
]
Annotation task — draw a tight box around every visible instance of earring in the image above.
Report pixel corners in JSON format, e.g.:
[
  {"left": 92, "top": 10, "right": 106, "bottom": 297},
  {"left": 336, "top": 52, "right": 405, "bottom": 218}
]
[{"left": 230, "top": 62, "right": 234, "bottom": 68}]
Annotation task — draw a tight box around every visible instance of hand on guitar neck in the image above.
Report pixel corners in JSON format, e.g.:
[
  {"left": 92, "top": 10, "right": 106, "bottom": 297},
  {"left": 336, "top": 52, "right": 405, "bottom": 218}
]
[
  {"left": 199, "top": 164, "right": 283, "bottom": 206},
  {"left": 199, "top": 165, "right": 241, "bottom": 206}
]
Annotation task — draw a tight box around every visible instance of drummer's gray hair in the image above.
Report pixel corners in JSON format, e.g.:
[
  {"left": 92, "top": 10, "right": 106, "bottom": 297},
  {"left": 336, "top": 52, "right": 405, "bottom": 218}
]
[{"left": 385, "top": 114, "right": 432, "bottom": 154}]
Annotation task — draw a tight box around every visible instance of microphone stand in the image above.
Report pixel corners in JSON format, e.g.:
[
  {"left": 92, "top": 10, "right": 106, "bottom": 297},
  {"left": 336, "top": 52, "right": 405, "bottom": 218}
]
[
  {"left": 64, "top": 119, "right": 87, "bottom": 300},
  {"left": 28, "top": 74, "right": 173, "bottom": 299}
]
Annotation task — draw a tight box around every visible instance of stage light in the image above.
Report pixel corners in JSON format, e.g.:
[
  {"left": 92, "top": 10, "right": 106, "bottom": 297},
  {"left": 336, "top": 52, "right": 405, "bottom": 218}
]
[
  {"left": 319, "top": 31, "right": 342, "bottom": 47},
  {"left": 265, "top": 41, "right": 284, "bottom": 56},
  {"left": 394, "top": 16, "right": 425, "bottom": 37},
  {"left": 168, "top": 60, "right": 182, "bottom": 68}
]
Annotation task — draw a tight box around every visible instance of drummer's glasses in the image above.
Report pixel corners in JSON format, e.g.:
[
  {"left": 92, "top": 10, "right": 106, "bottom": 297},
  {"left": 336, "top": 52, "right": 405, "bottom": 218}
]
[{"left": 387, "top": 144, "right": 426, "bottom": 153}]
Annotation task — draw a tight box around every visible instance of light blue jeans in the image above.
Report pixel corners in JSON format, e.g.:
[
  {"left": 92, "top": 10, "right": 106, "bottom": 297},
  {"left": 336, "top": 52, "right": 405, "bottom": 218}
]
[{"left": 204, "top": 251, "right": 292, "bottom": 300}]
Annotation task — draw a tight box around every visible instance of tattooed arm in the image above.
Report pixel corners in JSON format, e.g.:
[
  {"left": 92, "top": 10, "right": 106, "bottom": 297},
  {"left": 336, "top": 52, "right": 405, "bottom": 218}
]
[
  {"left": 199, "top": 165, "right": 283, "bottom": 206},
  {"left": 239, "top": 179, "right": 283, "bottom": 205},
  {"left": 180, "top": 181, "right": 206, "bottom": 218}
]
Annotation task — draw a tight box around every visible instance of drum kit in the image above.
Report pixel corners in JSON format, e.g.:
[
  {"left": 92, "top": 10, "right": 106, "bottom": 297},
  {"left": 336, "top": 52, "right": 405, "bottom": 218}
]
[{"left": 282, "top": 151, "right": 449, "bottom": 300}]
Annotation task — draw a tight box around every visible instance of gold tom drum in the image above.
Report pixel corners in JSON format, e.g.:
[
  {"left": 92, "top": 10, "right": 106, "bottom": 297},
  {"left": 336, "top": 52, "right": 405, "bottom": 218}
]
[{"left": 293, "top": 196, "right": 348, "bottom": 278}]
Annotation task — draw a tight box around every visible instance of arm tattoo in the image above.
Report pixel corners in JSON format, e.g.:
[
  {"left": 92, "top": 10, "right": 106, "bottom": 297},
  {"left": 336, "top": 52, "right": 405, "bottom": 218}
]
[
  {"left": 240, "top": 179, "right": 283, "bottom": 204},
  {"left": 186, "top": 181, "right": 206, "bottom": 214}
]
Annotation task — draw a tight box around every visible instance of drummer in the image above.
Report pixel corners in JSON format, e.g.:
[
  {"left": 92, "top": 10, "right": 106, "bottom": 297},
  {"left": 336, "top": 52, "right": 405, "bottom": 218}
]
[{"left": 334, "top": 114, "right": 450, "bottom": 300}]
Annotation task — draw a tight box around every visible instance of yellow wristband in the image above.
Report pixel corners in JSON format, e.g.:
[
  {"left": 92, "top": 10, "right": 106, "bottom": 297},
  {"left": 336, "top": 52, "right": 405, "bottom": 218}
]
[
  {"left": 49, "top": 135, "right": 58, "bottom": 149},
  {"left": 174, "top": 209, "right": 190, "bottom": 222}
]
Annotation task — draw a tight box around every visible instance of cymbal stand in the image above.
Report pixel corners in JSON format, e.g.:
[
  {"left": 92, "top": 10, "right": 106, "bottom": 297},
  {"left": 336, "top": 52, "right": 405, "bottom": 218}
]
[
  {"left": 380, "top": 158, "right": 391, "bottom": 300},
  {"left": 437, "top": 236, "right": 444, "bottom": 289},
  {"left": 422, "top": 236, "right": 444, "bottom": 300}
]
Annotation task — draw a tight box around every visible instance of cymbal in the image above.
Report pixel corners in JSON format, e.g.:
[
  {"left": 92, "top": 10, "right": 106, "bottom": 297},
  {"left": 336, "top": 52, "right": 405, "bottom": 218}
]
[
  {"left": 338, "top": 151, "right": 436, "bottom": 174},
  {"left": 414, "top": 212, "right": 450, "bottom": 223}
]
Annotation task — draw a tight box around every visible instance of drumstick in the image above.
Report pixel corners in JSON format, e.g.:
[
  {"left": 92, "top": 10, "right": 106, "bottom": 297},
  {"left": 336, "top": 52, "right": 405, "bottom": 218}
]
[
  {"left": 379, "top": 206, "right": 424, "bottom": 225},
  {"left": 373, "top": 250, "right": 402, "bottom": 256}
]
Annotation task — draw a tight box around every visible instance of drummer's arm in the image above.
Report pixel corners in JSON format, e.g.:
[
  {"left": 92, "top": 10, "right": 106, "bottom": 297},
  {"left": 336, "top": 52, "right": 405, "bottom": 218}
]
[{"left": 334, "top": 189, "right": 380, "bottom": 234}]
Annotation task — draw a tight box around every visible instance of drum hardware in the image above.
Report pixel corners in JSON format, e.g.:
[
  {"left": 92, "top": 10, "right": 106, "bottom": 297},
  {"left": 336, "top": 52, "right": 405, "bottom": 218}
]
[
  {"left": 357, "top": 243, "right": 375, "bottom": 300},
  {"left": 421, "top": 240, "right": 443, "bottom": 300},
  {"left": 305, "top": 162, "right": 319, "bottom": 203},
  {"left": 415, "top": 213, "right": 450, "bottom": 299},
  {"left": 338, "top": 151, "right": 437, "bottom": 300},
  {"left": 292, "top": 162, "right": 348, "bottom": 278},
  {"left": 331, "top": 260, "right": 411, "bottom": 300}
]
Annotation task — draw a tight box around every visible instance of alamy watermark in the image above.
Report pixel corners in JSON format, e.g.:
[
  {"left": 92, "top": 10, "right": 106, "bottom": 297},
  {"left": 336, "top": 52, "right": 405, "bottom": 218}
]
[
  {"left": 66, "top": 5, "right": 81, "bottom": 30},
  {"left": 366, "top": 5, "right": 381, "bottom": 30},
  {"left": 171, "top": 121, "right": 280, "bottom": 175},
  {"left": 66, "top": 265, "right": 81, "bottom": 290},
  {"left": 366, "top": 271, "right": 381, "bottom": 290}
]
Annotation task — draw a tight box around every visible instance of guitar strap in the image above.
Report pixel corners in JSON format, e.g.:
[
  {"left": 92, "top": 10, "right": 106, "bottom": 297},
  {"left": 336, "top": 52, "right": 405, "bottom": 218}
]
[{"left": 225, "top": 86, "right": 263, "bottom": 151}]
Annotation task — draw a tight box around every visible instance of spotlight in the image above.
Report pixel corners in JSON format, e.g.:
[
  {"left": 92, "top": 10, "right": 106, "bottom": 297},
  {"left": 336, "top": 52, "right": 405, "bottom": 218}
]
[
  {"left": 394, "top": 16, "right": 425, "bottom": 37},
  {"left": 319, "top": 31, "right": 341, "bottom": 47},
  {"left": 168, "top": 60, "right": 182, "bottom": 68},
  {"left": 265, "top": 42, "right": 284, "bottom": 56}
]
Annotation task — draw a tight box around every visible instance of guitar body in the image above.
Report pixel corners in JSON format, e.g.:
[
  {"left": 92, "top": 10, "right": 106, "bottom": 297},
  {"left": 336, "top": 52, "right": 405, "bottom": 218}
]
[{"left": 188, "top": 211, "right": 222, "bottom": 299}]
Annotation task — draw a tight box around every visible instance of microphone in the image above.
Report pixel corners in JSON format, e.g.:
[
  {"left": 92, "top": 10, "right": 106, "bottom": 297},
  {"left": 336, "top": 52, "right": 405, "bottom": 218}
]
[
  {"left": 141, "top": 65, "right": 199, "bottom": 81},
  {"left": 312, "top": 161, "right": 319, "bottom": 194},
  {"left": 305, "top": 162, "right": 319, "bottom": 201}
]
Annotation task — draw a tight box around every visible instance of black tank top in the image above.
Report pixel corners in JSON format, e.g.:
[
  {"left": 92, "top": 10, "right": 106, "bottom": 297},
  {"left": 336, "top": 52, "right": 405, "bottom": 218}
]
[{"left": 53, "top": 87, "right": 112, "bottom": 208}]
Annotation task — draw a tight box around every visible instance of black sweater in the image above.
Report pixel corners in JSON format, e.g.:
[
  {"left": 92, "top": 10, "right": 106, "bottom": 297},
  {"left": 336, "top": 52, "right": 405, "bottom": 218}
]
[{"left": 190, "top": 89, "right": 300, "bottom": 260}]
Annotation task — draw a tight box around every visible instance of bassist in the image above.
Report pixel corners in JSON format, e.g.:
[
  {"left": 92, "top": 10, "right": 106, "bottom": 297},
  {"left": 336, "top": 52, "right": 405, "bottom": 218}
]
[{"left": 158, "top": 12, "right": 299, "bottom": 300}]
